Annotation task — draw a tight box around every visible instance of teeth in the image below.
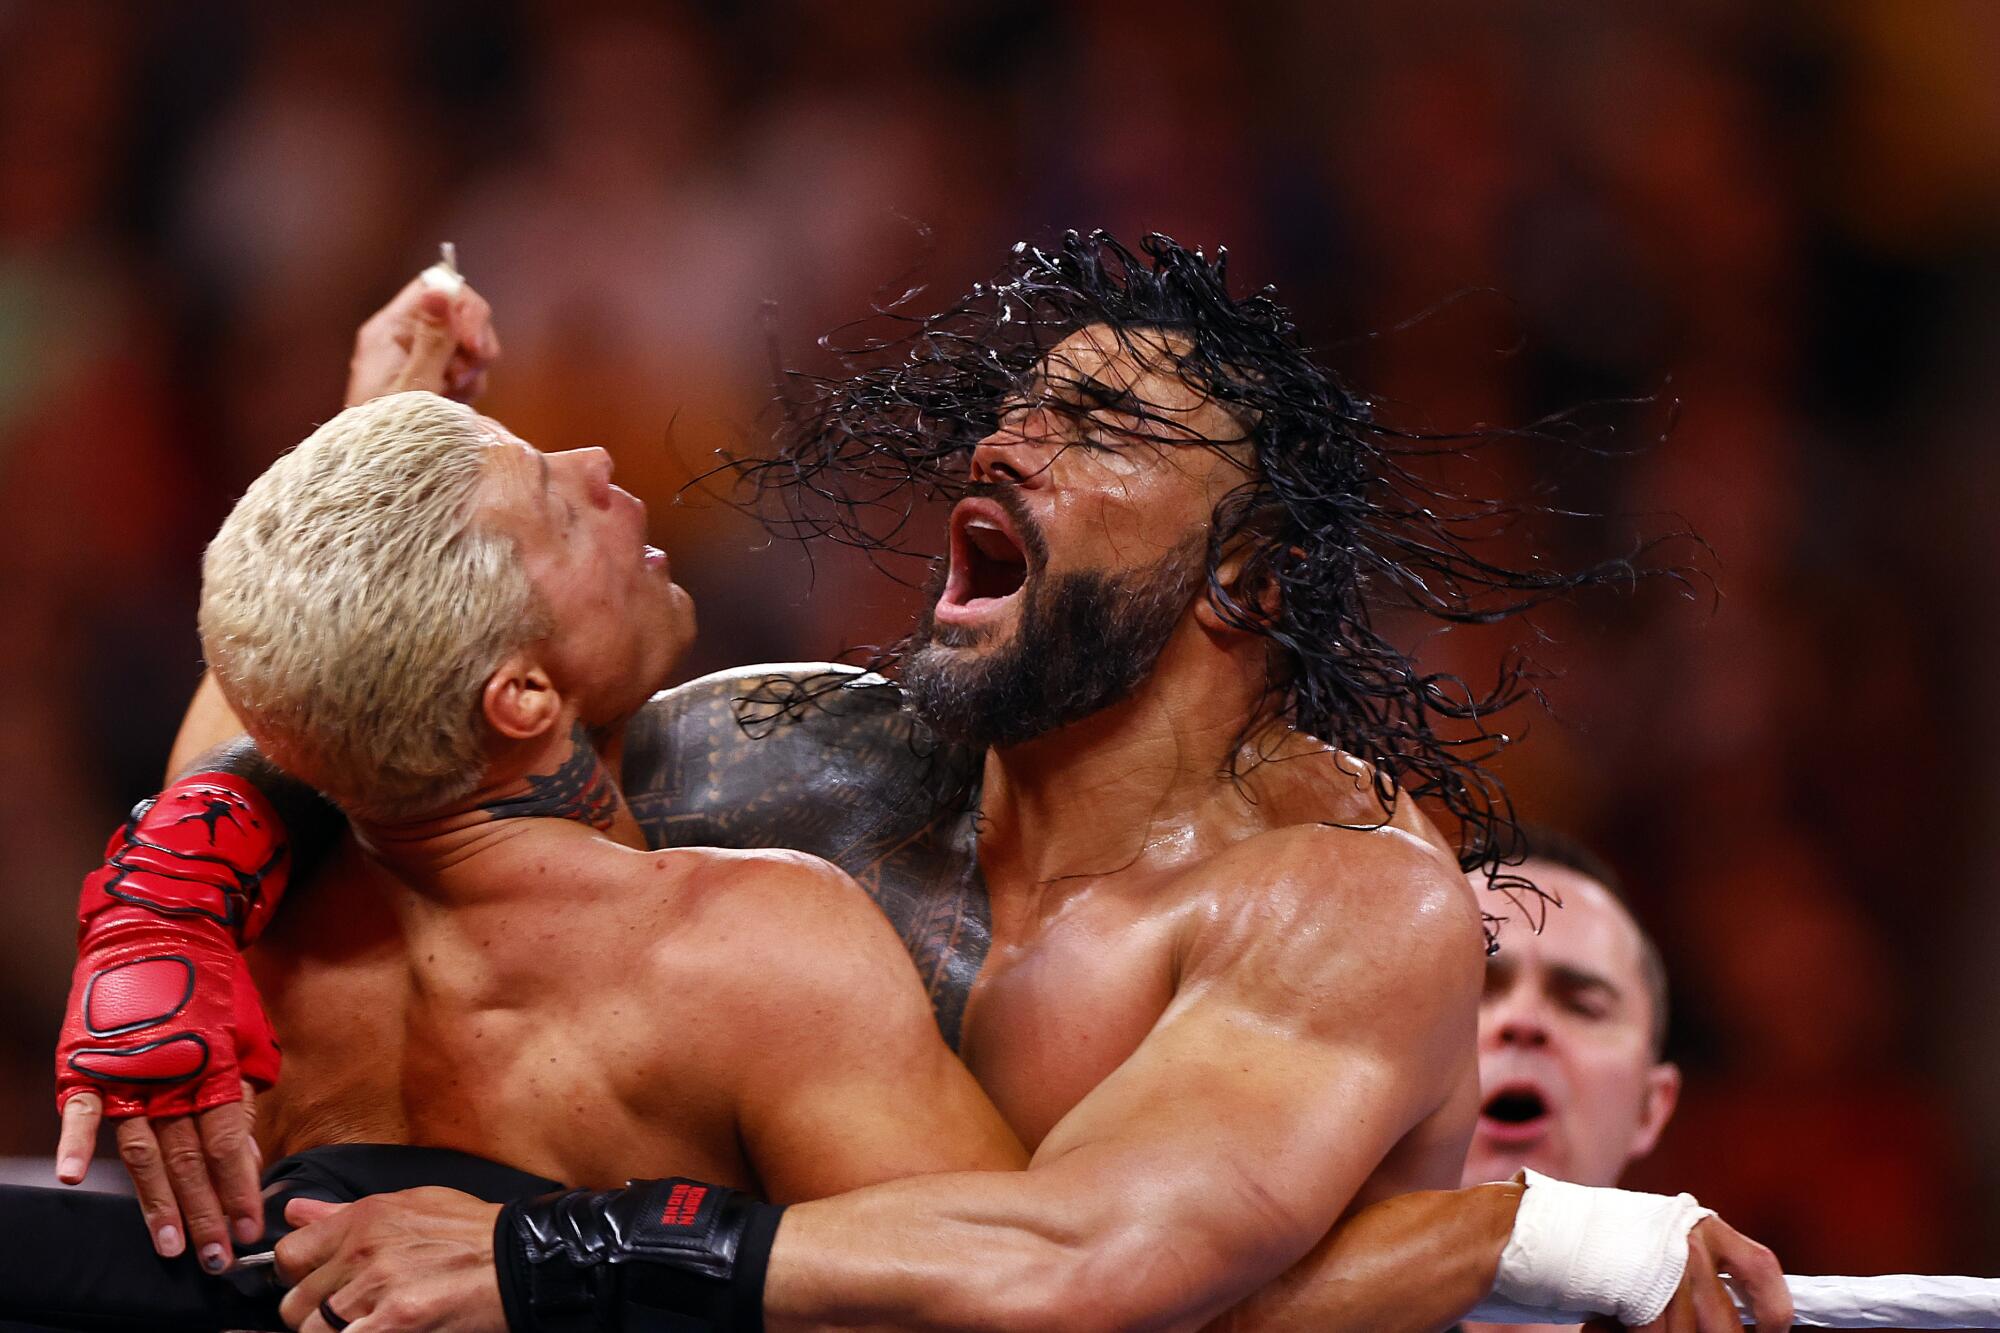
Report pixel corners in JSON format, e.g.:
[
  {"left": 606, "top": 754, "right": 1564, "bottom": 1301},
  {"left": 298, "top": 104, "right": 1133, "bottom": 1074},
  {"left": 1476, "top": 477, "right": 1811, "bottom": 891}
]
[{"left": 965, "top": 518, "right": 1000, "bottom": 533}]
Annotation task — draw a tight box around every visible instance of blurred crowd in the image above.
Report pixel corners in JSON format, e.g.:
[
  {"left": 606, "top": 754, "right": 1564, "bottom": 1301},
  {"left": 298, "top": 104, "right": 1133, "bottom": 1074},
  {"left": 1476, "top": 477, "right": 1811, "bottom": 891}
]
[{"left": 3, "top": 0, "right": 1998, "bottom": 1277}]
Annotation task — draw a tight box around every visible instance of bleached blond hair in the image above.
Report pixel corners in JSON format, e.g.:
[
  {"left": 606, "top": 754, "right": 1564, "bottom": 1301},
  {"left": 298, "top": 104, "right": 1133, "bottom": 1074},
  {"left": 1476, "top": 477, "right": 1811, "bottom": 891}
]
[{"left": 200, "top": 391, "right": 548, "bottom": 820}]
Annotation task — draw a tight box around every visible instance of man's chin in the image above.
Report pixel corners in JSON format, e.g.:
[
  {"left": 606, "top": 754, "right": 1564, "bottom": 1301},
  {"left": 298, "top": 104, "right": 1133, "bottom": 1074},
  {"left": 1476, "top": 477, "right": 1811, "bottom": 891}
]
[
  {"left": 1462, "top": 1142, "right": 1562, "bottom": 1188},
  {"left": 919, "top": 613, "right": 1007, "bottom": 653}
]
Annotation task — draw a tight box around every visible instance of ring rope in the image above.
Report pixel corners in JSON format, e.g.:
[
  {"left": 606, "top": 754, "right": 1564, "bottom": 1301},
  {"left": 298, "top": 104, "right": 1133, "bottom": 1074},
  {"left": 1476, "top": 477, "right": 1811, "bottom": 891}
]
[{"left": 1466, "top": 1273, "right": 2000, "bottom": 1327}]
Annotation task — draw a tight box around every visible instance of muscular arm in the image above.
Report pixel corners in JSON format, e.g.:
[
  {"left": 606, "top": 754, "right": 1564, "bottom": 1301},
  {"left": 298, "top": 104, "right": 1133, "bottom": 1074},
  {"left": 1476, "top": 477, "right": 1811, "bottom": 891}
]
[
  {"left": 761, "top": 832, "right": 1484, "bottom": 1333},
  {"left": 720, "top": 857, "right": 1025, "bottom": 1203}
]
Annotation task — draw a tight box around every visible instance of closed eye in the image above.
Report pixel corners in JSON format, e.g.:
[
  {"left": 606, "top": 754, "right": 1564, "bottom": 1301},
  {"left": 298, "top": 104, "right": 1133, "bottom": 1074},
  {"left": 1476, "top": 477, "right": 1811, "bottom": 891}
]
[{"left": 1554, "top": 979, "right": 1616, "bottom": 1021}]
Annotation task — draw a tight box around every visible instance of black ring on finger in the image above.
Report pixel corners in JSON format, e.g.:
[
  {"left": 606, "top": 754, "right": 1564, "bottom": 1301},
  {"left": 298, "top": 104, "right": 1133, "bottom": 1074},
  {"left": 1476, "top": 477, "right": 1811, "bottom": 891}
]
[{"left": 320, "top": 1297, "right": 352, "bottom": 1331}]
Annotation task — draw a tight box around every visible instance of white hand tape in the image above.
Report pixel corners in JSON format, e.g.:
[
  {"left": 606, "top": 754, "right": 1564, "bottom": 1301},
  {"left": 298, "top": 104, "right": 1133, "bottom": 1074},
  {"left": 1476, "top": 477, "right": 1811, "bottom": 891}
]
[{"left": 1490, "top": 1168, "right": 1714, "bottom": 1326}]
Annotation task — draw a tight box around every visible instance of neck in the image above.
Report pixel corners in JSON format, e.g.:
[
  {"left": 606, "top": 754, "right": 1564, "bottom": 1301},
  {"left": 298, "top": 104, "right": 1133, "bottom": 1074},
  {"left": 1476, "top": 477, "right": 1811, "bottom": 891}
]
[
  {"left": 975, "top": 618, "right": 1282, "bottom": 887},
  {"left": 353, "top": 719, "right": 642, "bottom": 896}
]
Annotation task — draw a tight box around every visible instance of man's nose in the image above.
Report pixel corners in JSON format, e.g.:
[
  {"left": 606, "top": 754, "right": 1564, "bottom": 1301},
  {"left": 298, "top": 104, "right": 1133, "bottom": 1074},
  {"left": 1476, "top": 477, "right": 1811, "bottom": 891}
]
[
  {"left": 554, "top": 447, "right": 615, "bottom": 501},
  {"left": 970, "top": 415, "right": 1058, "bottom": 489},
  {"left": 1484, "top": 993, "right": 1552, "bottom": 1050}
]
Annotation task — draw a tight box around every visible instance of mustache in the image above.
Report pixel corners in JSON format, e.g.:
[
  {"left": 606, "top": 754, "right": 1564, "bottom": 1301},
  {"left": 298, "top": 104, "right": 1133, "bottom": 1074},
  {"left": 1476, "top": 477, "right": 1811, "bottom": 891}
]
[{"left": 959, "top": 481, "right": 1050, "bottom": 569}]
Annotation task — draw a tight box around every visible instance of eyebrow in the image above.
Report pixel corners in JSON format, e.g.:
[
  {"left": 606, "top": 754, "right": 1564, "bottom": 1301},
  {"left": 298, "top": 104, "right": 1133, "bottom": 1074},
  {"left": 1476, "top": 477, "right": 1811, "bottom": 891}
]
[
  {"left": 1485, "top": 956, "right": 1624, "bottom": 999},
  {"left": 1546, "top": 962, "right": 1622, "bottom": 999},
  {"left": 1067, "top": 372, "right": 1151, "bottom": 418},
  {"left": 1008, "top": 370, "right": 1154, "bottom": 422}
]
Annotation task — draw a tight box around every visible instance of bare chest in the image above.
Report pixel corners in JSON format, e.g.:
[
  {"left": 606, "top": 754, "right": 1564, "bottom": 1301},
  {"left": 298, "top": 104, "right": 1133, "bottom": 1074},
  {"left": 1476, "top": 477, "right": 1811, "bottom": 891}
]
[{"left": 957, "top": 892, "right": 1181, "bottom": 1148}]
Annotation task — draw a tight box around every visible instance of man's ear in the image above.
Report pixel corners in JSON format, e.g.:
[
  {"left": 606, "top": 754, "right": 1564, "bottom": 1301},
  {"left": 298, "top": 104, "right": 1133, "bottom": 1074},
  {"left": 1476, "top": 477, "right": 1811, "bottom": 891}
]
[
  {"left": 481, "top": 652, "right": 561, "bottom": 742},
  {"left": 1193, "top": 542, "right": 1295, "bottom": 636},
  {"left": 1627, "top": 1060, "right": 1683, "bottom": 1164}
]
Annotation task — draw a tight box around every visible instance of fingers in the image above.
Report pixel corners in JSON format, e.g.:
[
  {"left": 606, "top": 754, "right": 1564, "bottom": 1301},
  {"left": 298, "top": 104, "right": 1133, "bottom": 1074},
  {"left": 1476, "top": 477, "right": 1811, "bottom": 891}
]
[
  {"left": 55, "top": 1092, "right": 101, "bottom": 1183},
  {"left": 114, "top": 1117, "right": 185, "bottom": 1258},
  {"left": 295, "top": 1297, "right": 390, "bottom": 1333},
  {"left": 347, "top": 269, "right": 497, "bottom": 407},
  {"left": 278, "top": 1265, "right": 346, "bottom": 1330},
  {"left": 386, "top": 292, "right": 459, "bottom": 397},
  {"left": 197, "top": 1098, "right": 265, "bottom": 1244},
  {"left": 1704, "top": 1217, "right": 1793, "bottom": 1332},
  {"left": 154, "top": 1114, "right": 233, "bottom": 1271},
  {"left": 284, "top": 1197, "right": 346, "bottom": 1229},
  {"left": 1688, "top": 1259, "right": 1740, "bottom": 1332},
  {"left": 241, "top": 1080, "right": 264, "bottom": 1172},
  {"left": 441, "top": 286, "right": 497, "bottom": 402},
  {"left": 274, "top": 1199, "right": 351, "bottom": 1285},
  {"left": 276, "top": 1211, "right": 359, "bottom": 1331},
  {"left": 450, "top": 286, "right": 499, "bottom": 362},
  {"left": 442, "top": 355, "right": 490, "bottom": 403}
]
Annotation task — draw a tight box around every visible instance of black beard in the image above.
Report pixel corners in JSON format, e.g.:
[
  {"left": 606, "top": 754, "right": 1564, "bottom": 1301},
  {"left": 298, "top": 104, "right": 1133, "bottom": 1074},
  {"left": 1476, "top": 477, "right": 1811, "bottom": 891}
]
[{"left": 901, "top": 537, "right": 1204, "bottom": 751}]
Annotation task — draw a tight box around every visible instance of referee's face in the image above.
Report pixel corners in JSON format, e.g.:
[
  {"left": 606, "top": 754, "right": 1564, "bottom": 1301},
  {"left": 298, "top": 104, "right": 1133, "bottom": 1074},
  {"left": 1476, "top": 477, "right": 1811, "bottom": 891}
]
[{"left": 1462, "top": 864, "right": 1681, "bottom": 1189}]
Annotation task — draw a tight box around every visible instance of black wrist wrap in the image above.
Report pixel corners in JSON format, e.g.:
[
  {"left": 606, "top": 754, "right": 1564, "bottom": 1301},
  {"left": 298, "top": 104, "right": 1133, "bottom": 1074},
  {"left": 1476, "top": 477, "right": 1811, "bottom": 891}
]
[{"left": 495, "top": 1178, "right": 784, "bottom": 1333}]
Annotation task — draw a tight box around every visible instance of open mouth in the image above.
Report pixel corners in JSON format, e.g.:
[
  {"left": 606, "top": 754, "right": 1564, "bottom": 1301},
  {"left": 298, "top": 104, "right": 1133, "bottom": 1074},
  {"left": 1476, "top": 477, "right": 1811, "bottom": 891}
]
[
  {"left": 1478, "top": 1083, "right": 1553, "bottom": 1143},
  {"left": 1483, "top": 1087, "right": 1548, "bottom": 1124},
  {"left": 935, "top": 498, "right": 1030, "bottom": 626}
]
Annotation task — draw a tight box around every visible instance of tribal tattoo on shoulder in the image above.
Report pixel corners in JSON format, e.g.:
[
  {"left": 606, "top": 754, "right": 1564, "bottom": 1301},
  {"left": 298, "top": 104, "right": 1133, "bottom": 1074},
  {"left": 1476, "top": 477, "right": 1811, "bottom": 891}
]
[
  {"left": 479, "top": 723, "right": 624, "bottom": 831},
  {"left": 621, "top": 669, "right": 993, "bottom": 1048}
]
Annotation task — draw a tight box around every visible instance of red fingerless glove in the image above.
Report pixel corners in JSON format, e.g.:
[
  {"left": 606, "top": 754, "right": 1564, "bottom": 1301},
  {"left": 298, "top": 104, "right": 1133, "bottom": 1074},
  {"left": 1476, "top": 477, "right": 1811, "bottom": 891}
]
[{"left": 55, "top": 773, "right": 290, "bottom": 1119}]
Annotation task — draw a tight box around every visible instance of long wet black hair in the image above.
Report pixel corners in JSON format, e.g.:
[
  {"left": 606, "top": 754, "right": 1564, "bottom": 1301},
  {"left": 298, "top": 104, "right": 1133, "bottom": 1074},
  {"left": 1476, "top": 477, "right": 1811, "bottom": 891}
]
[{"left": 734, "top": 230, "right": 1675, "bottom": 928}]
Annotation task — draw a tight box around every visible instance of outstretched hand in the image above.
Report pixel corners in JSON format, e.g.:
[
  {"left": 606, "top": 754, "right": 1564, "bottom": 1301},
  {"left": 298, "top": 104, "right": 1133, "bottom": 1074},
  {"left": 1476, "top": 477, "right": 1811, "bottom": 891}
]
[{"left": 276, "top": 1188, "right": 507, "bottom": 1333}]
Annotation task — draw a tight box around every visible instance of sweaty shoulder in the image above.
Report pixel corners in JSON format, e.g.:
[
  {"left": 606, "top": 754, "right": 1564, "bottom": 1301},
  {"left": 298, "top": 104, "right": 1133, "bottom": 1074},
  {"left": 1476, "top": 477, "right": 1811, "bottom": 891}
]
[
  {"left": 619, "top": 663, "right": 974, "bottom": 859},
  {"left": 1179, "top": 821, "right": 1485, "bottom": 1035}
]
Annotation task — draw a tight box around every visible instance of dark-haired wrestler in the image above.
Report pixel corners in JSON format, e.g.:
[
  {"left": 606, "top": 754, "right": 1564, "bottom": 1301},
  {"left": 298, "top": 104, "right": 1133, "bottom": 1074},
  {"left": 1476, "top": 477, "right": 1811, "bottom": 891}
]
[{"left": 53, "top": 238, "right": 1790, "bottom": 1332}]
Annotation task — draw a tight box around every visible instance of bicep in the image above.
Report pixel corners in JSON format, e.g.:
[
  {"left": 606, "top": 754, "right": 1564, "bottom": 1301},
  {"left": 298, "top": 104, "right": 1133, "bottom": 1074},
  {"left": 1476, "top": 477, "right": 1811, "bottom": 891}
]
[
  {"left": 1030, "top": 909, "right": 1480, "bottom": 1302},
  {"left": 1033, "top": 999, "right": 1434, "bottom": 1283}
]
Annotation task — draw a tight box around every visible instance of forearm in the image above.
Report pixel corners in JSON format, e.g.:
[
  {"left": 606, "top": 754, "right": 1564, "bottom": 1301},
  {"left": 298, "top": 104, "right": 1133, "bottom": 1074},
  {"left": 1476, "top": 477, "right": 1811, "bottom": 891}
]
[
  {"left": 765, "top": 1167, "right": 1284, "bottom": 1333},
  {"left": 1212, "top": 1182, "right": 1523, "bottom": 1333}
]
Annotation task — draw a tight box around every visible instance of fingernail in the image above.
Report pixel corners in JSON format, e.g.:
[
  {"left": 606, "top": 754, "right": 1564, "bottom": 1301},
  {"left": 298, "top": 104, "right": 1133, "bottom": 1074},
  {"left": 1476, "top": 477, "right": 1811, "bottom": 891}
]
[
  {"left": 156, "top": 1226, "right": 183, "bottom": 1257},
  {"left": 234, "top": 1215, "right": 262, "bottom": 1244},
  {"left": 201, "top": 1243, "right": 226, "bottom": 1273},
  {"left": 55, "top": 1157, "right": 81, "bottom": 1182}
]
